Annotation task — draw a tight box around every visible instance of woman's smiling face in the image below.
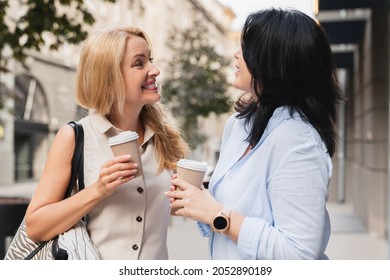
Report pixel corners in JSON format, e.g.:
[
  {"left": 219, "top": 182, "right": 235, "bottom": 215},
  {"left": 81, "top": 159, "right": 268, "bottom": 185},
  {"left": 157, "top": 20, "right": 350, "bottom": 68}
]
[
  {"left": 120, "top": 35, "right": 161, "bottom": 108},
  {"left": 233, "top": 48, "right": 253, "bottom": 94}
]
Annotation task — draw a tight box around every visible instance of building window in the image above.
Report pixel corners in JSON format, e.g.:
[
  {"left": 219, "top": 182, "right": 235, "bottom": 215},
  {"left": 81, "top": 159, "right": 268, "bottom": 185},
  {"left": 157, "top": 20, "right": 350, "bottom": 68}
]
[{"left": 14, "top": 74, "right": 49, "bottom": 182}]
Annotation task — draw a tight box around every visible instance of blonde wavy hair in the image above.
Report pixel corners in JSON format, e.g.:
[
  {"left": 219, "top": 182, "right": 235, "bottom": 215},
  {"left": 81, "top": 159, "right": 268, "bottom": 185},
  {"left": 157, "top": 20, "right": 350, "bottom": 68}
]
[{"left": 76, "top": 26, "right": 188, "bottom": 171}]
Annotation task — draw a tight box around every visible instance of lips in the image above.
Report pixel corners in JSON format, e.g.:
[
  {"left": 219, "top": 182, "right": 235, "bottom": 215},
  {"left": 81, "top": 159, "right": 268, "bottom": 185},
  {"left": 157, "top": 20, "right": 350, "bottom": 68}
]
[
  {"left": 235, "top": 65, "right": 240, "bottom": 76},
  {"left": 141, "top": 81, "right": 158, "bottom": 90}
]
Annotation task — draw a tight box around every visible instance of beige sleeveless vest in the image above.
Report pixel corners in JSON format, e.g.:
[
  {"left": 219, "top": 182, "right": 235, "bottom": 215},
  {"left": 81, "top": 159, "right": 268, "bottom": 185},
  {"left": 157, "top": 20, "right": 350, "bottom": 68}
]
[{"left": 79, "top": 111, "right": 171, "bottom": 259}]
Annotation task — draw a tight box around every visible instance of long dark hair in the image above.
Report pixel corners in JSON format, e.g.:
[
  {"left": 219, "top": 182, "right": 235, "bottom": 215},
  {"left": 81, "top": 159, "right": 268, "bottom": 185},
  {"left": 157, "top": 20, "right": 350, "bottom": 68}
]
[{"left": 235, "top": 8, "right": 343, "bottom": 157}]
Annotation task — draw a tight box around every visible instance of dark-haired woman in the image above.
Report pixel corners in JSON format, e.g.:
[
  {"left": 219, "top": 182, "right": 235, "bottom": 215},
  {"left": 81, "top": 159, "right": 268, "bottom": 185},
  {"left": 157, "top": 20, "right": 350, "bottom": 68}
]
[{"left": 166, "top": 8, "right": 342, "bottom": 259}]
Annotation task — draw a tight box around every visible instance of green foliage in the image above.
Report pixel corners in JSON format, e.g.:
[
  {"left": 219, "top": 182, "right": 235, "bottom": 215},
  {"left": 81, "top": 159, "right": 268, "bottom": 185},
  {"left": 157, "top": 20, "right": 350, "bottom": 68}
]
[
  {"left": 0, "top": 0, "right": 116, "bottom": 71},
  {"left": 162, "top": 20, "right": 232, "bottom": 149},
  {"left": 0, "top": 0, "right": 116, "bottom": 110}
]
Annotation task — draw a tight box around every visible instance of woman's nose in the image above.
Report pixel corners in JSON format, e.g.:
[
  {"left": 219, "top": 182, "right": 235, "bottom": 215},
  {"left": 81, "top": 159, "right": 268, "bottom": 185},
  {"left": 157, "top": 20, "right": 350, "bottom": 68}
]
[
  {"left": 234, "top": 49, "right": 241, "bottom": 59},
  {"left": 149, "top": 64, "right": 160, "bottom": 77}
]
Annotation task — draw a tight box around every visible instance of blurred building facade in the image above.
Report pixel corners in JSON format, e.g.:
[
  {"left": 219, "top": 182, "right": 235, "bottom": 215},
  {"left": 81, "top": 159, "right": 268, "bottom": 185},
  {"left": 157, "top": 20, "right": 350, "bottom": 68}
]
[
  {"left": 0, "top": 0, "right": 237, "bottom": 186},
  {"left": 3, "top": 0, "right": 388, "bottom": 251},
  {"left": 318, "top": 0, "right": 390, "bottom": 243}
]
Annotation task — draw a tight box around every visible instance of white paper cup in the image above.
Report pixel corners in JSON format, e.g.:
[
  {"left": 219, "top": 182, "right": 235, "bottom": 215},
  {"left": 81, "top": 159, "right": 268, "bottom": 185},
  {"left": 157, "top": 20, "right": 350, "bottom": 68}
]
[
  {"left": 176, "top": 159, "right": 208, "bottom": 189},
  {"left": 108, "top": 131, "right": 143, "bottom": 178}
]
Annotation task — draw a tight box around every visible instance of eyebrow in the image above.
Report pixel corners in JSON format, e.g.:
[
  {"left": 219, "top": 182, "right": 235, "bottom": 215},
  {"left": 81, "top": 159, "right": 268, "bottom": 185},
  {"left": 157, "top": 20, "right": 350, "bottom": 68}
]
[{"left": 132, "top": 53, "right": 147, "bottom": 60}]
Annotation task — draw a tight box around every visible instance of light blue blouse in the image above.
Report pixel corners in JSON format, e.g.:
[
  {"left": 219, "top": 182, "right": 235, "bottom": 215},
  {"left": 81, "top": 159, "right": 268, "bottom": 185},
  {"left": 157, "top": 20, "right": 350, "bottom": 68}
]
[{"left": 198, "top": 106, "right": 332, "bottom": 260}]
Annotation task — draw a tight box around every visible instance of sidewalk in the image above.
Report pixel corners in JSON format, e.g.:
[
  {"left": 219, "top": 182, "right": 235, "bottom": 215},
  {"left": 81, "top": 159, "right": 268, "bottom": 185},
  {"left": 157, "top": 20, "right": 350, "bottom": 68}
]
[
  {"left": 1, "top": 182, "right": 389, "bottom": 260},
  {"left": 326, "top": 202, "right": 388, "bottom": 260}
]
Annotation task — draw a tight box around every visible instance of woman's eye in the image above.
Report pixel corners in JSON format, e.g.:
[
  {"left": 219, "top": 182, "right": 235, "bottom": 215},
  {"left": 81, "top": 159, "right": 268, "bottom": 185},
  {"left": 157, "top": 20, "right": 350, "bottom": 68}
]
[
  {"left": 134, "top": 61, "right": 144, "bottom": 67},
  {"left": 149, "top": 57, "right": 154, "bottom": 63}
]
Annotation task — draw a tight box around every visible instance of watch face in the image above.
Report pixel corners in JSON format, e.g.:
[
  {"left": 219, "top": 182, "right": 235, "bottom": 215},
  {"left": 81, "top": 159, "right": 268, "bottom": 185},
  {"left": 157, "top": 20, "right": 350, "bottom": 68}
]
[{"left": 213, "top": 216, "right": 228, "bottom": 230}]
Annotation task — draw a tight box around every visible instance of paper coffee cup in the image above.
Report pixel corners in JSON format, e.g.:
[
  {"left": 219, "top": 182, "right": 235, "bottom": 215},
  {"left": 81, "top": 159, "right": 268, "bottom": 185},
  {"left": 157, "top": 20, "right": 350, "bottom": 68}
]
[
  {"left": 108, "top": 131, "right": 143, "bottom": 178},
  {"left": 176, "top": 159, "right": 207, "bottom": 189}
]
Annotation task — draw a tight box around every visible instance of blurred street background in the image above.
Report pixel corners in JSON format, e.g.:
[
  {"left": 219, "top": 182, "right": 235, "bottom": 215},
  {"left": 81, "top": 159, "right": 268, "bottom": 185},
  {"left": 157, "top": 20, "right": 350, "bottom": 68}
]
[{"left": 1, "top": 0, "right": 389, "bottom": 260}]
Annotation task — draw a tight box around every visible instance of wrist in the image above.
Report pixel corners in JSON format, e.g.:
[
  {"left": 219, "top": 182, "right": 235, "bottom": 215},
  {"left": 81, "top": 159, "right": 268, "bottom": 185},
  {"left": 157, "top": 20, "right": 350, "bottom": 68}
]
[{"left": 211, "top": 206, "right": 231, "bottom": 233}]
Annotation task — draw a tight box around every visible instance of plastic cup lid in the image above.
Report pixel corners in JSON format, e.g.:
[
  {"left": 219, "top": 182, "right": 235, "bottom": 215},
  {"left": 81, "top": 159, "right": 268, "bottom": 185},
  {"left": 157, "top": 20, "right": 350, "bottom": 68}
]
[
  {"left": 108, "top": 131, "right": 139, "bottom": 146},
  {"left": 177, "top": 159, "right": 208, "bottom": 172}
]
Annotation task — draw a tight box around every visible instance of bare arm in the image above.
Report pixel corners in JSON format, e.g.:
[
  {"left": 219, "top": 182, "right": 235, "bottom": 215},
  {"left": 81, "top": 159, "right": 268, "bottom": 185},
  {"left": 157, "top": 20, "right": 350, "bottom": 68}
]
[{"left": 25, "top": 124, "right": 138, "bottom": 241}]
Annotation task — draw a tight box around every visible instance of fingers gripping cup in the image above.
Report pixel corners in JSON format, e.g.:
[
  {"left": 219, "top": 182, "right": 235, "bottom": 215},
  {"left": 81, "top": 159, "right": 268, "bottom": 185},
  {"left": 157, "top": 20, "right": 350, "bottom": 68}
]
[
  {"left": 176, "top": 159, "right": 208, "bottom": 189},
  {"left": 108, "top": 131, "right": 143, "bottom": 178}
]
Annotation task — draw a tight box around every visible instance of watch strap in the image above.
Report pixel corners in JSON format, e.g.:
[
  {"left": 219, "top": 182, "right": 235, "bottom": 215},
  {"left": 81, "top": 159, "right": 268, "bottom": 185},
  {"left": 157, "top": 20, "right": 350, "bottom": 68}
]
[
  {"left": 222, "top": 207, "right": 232, "bottom": 219},
  {"left": 211, "top": 207, "right": 231, "bottom": 233}
]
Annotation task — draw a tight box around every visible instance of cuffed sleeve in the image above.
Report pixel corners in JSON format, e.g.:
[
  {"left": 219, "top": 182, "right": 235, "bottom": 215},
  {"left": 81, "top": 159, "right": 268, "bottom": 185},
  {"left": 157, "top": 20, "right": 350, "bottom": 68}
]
[{"left": 197, "top": 221, "right": 211, "bottom": 237}]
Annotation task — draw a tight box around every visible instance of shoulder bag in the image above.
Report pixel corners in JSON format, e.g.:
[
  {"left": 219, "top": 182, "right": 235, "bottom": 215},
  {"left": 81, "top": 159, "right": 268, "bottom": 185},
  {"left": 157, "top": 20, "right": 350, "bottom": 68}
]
[{"left": 4, "top": 121, "right": 101, "bottom": 260}]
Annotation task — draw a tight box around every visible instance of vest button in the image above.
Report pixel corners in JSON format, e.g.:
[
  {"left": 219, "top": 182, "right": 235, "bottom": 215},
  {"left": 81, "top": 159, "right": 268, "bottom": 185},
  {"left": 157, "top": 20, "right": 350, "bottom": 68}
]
[
  {"left": 132, "top": 244, "right": 139, "bottom": 251},
  {"left": 137, "top": 187, "right": 144, "bottom": 193},
  {"left": 136, "top": 216, "right": 143, "bottom": 222}
]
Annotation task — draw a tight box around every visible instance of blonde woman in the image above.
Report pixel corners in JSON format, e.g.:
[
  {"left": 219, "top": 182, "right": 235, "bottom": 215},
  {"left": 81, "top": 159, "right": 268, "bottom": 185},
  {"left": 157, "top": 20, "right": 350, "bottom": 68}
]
[{"left": 25, "top": 27, "right": 188, "bottom": 259}]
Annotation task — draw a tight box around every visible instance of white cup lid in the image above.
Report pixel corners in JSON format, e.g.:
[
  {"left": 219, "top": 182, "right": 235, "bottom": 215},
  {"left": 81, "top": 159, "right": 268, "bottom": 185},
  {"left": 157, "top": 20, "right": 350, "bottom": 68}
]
[
  {"left": 108, "top": 131, "right": 139, "bottom": 146},
  {"left": 177, "top": 159, "right": 207, "bottom": 172}
]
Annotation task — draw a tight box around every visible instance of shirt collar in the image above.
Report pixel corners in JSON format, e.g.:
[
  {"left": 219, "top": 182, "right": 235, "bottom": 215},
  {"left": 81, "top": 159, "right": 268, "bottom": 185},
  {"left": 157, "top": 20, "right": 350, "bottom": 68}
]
[
  {"left": 142, "top": 125, "right": 154, "bottom": 146},
  {"left": 257, "top": 106, "right": 302, "bottom": 146},
  {"left": 90, "top": 110, "right": 114, "bottom": 134},
  {"left": 89, "top": 110, "right": 155, "bottom": 145},
  {"left": 267, "top": 106, "right": 299, "bottom": 130}
]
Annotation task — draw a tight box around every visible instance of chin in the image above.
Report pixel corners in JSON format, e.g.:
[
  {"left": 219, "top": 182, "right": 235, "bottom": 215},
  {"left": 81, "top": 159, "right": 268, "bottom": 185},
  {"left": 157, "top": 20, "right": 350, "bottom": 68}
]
[
  {"left": 232, "top": 81, "right": 243, "bottom": 91},
  {"left": 146, "top": 93, "right": 161, "bottom": 103}
]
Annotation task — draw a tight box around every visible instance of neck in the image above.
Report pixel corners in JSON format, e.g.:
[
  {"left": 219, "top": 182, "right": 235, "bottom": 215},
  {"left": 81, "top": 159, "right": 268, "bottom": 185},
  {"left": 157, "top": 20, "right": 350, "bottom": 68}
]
[
  {"left": 107, "top": 109, "right": 143, "bottom": 130},
  {"left": 107, "top": 107, "right": 146, "bottom": 144}
]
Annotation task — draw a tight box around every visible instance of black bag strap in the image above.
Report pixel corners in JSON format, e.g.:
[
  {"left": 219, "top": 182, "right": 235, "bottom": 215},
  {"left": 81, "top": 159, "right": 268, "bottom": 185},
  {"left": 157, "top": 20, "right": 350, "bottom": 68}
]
[
  {"left": 24, "top": 121, "right": 84, "bottom": 260},
  {"left": 65, "top": 121, "right": 84, "bottom": 197},
  {"left": 68, "top": 121, "right": 87, "bottom": 224}
]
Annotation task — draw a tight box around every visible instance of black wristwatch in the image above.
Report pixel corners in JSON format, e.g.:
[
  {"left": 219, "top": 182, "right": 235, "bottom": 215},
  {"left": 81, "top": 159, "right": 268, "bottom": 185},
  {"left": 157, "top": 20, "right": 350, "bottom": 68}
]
[{"left": 211, "top": 207, "right": 231, "bottom": 233}]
